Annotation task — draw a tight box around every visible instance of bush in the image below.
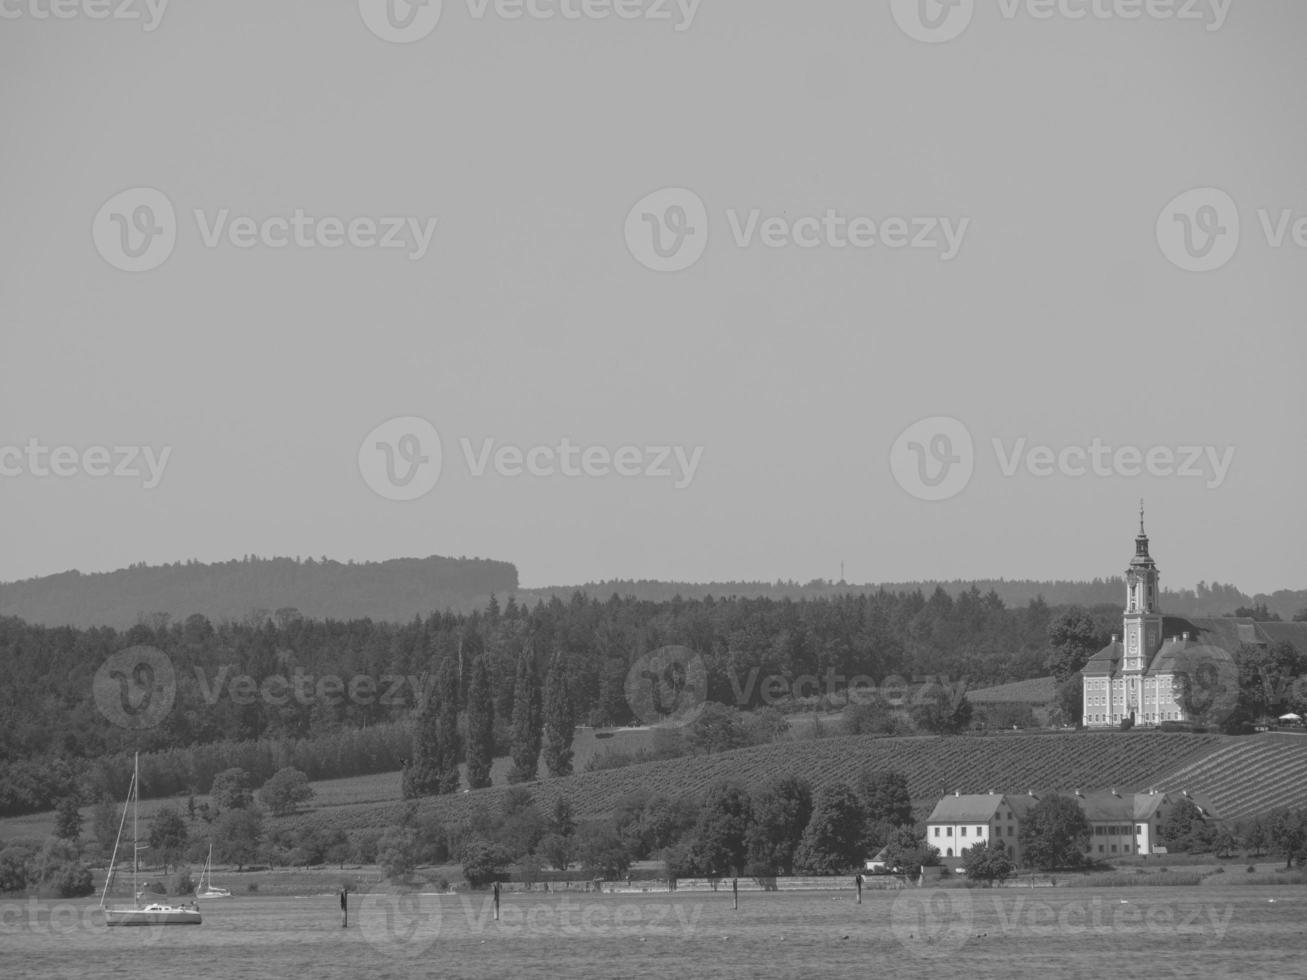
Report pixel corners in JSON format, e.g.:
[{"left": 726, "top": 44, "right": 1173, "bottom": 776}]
[{"left": 45, "top": 861, "right": 94, "bottom": 898}]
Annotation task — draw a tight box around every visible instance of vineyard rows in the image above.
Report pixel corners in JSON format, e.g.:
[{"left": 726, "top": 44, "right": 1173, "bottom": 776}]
[
  {"left": 287, "top": 730, "right": 1246, "bottom": 837},
  {"left": 1152, "top": 733, "right": 1307, "bottom": 820}
]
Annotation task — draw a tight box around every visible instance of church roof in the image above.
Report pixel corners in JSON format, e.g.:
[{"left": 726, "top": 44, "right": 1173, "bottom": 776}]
[{"left": 1081, "top": 640, "right": 1121, "bottom": 677}]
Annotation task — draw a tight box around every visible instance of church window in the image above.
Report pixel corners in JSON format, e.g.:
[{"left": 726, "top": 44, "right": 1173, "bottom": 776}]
[
  {"left": 976, "top": 827, "right": 984, "bottom": 836},
  {"left": 960, "top": 827, "right": 967, "bottom": 837},
  {"left": 933, "top": 827, "right": 940, "bottom": 837}
]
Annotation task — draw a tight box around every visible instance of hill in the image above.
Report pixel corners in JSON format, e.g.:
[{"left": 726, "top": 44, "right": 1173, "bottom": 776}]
[
  {"left": 522, "top": 579, "right": 1307, "bottom": 620},
  {"left": 0, "top": 555, "right": 517, "bottom": 628},
  {"left": 1154, "top": 732, "right": 1307, "bottom": 820},
  {"left": 285, "top": 730, "right": 1279, "bottom": 839},
  {"left": 4, "top": 556, "right": 1303, "bottom": 629}
]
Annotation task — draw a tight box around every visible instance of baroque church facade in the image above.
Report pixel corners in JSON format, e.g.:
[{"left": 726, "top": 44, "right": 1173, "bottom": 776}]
[
  {"left": 1081, "top": 509, "right": 1188, "bottom": 727},
  {"left": 1081, "top": 509, "right": 1307, "bottom": 728}
]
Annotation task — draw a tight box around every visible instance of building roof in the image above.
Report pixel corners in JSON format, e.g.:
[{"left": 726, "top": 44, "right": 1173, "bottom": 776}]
[
  {"left": 925, "top": 794, "right": 1003, "bottom": 823},
  {"left": 926, "top": 792, "right": 1041, "bottom": 823},
  {"left": 1082, "top": 640, "right": 1122, "bottom": 677},
  {"left": 1081, "top": 617, "right": 1306, "bottom": 680}
]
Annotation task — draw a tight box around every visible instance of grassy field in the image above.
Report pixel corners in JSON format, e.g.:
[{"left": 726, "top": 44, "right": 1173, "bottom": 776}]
[{"left": 4, "top": 884, "right": 1306, "bottom": 980}]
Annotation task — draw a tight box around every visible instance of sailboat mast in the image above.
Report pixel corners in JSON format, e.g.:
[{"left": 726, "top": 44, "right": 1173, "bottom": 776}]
[{"left": 132, "top": 752, "right": 139, "bottom": 902}]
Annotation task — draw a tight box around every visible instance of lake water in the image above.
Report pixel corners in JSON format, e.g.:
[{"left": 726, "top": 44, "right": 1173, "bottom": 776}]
[{"left": 1, "top": 885, "right": 1302, "bottom": 979}]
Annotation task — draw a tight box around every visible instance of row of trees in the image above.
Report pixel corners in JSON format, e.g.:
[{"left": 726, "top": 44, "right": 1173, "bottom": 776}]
[{"left": 0, "top": 585, "right": 1064, "bottom": 813}]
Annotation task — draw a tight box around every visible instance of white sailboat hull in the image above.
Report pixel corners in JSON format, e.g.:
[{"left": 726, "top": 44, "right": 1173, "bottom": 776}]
[
  {"left": 196, "top": 887, "right": 231, "bottom": 898},
  {"left": 104, "top": 904, "right": 203, "bottom": 926}
]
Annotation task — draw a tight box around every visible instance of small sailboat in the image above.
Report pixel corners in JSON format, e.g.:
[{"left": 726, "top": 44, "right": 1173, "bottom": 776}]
[
  {"left": 196, "top": 844, "right": 230, "bottom": 899},
  {"left": 101, "top": 753, "right": 202, "bottom": 926}
]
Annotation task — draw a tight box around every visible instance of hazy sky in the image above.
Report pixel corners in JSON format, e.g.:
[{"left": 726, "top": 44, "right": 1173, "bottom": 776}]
[{"left": 2, "top": 0, "right": 1304, "bottom": 595}]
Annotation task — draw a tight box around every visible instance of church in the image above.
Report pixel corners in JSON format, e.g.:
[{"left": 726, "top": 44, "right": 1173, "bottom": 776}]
[{"left": 1081, "top": 509, "right": 1307, "bottom": 728}]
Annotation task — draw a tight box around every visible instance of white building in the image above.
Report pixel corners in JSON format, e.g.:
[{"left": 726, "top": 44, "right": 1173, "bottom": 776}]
[{"left": 924, "top": 791, "right": 1039, "bottom": 864}]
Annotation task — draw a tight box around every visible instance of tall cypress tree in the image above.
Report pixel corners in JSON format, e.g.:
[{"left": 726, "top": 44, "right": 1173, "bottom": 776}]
[
  {"left": 435, "top": 657, "right": 462, "bottom": 794},
  {"left": 403, "top": 666, "right": 443, "bottom": 799},
  {"left": 465, "top": 655, "right": 494, "bottom": 790},
  {"left": 508, "top": 647, "right": 542, "bottom": 784},
  {"left": 542, "top": 651, "right": 575, "bottom": 778}
]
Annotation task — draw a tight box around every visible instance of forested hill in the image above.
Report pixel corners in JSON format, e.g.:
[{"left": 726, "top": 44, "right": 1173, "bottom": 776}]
[
  {"left": 0, "top": 555, "right": 517, "bottom": 628},
  {"left": 523, "top": 579, "right": 1306, "bottom": 621}
]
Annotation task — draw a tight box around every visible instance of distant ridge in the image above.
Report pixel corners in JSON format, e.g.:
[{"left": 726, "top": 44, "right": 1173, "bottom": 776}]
[
  {"left": 0, "top": 555, "right": 517, "bottom": 629},
  {"left": 520, "top": 578, "right": 1305, "bottom": 620},
  {"left": 3, "top": 559, "right": 1303, "bottom": 629}
]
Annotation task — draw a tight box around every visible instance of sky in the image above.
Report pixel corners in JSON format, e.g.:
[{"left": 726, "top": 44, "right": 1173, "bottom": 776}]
[{"left": 1, "top": 0, "right": 1304, "bottom": 596}]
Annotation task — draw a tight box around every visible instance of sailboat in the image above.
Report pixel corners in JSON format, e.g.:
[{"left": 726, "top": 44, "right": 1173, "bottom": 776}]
[
  {"left": 196, "top": 844, "right": 230, "bottom": 898},
  {"left": 101, "top": 753, "right": 202, "bottom": 926}
]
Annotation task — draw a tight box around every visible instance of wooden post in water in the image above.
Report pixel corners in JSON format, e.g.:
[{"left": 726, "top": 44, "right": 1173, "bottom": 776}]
[
  {"left": 856, "top": 873, "right": 863, "bottom": 905},
  {"left": 340, "top": 887, "right": 348, "bottom": 928},
  {"left": 493, "top": 881, "right": 501, "bottom": 922},
  {"left": 732, "top": 878, "right": 738, "bottom": 910}
]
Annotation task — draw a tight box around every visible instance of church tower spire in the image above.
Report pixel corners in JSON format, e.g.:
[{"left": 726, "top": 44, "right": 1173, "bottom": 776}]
[{"left": 1123, "top": 502, "right": 1162, "bottom": 681}]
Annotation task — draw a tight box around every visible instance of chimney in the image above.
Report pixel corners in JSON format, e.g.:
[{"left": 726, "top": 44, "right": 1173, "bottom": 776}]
[
  {"left": 954, "top": 789, "right": 960, "bottom": 797},
  {"left": 1182, "top": 632, "right": 1191, "bottom": 641},
  {"left": 1111, "top": 633, "right": 1119, "bottom": 645},
  {"left": 1111, "top": 788, "right": 1120, "bottom": 797},
  {"left": 1182, "top": 789, "right": 1190, "bottom": 797},
  {"left": 1027, "top": 789, "right": 1034, "bottom": 797},
  {"left": 1075, "top": 789, "right": 1083, "bottom": 798}
]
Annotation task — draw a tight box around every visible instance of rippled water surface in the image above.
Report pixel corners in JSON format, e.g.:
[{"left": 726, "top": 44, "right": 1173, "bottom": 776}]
[{"left": 2, "top": 885, "right": 1303, "bottom": 980}]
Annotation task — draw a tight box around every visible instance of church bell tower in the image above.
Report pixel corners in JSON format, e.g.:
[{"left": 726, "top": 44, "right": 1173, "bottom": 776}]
[{"left": 1122, "top": 502, "right": 1162, "bottom": 683}]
